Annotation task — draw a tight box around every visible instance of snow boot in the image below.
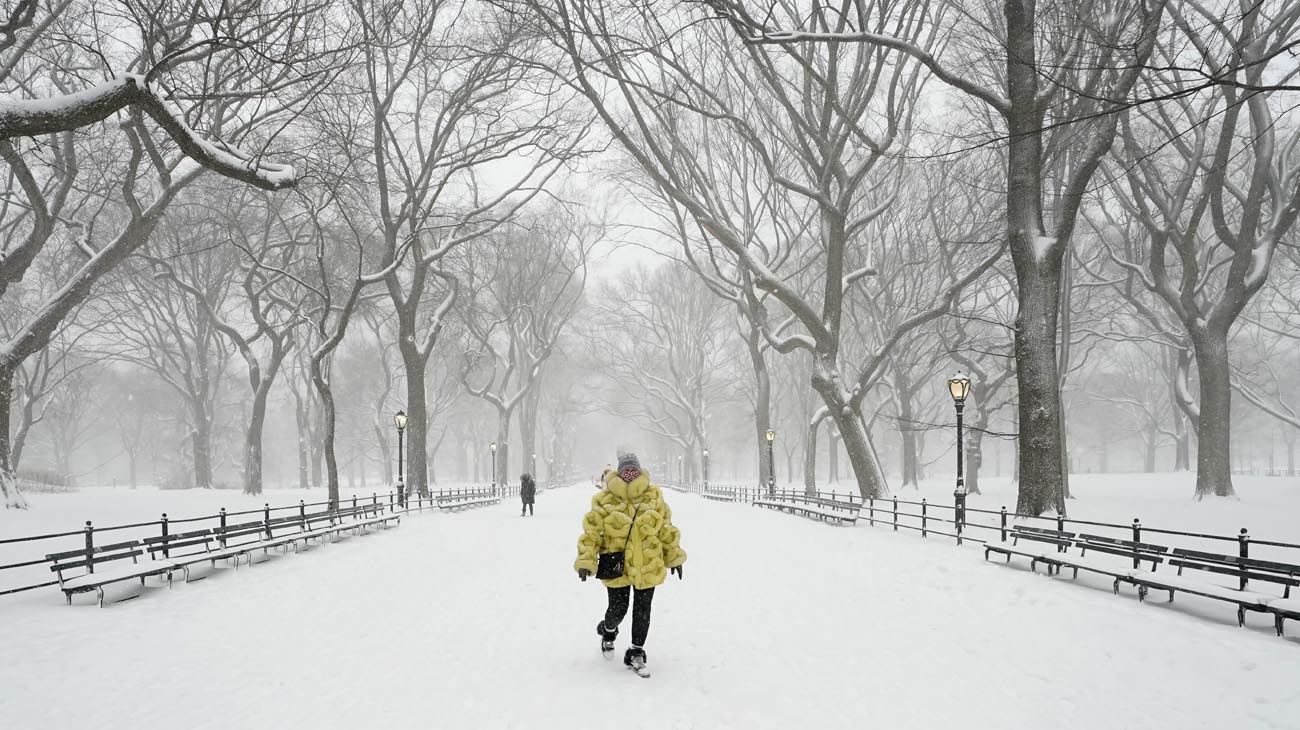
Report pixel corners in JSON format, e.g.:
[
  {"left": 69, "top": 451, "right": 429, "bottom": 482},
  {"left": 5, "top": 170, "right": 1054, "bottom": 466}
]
[
  {"left": 597, "top": 621, "right": 617, "bottom": 658},
  {"left": 624, "top": 646, "right": 649, "bottom": 677}
]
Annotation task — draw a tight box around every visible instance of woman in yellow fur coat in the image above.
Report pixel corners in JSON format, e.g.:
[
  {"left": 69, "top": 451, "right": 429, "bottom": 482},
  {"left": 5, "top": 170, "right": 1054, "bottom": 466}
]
[{"left": 574, "top": 452, "right": 685, "bottom": 675}]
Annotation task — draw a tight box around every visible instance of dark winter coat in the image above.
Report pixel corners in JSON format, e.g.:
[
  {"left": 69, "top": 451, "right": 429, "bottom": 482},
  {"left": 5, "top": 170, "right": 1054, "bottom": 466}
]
[{"left": 520, "top": 476, "right": 536, "bottom": 504}]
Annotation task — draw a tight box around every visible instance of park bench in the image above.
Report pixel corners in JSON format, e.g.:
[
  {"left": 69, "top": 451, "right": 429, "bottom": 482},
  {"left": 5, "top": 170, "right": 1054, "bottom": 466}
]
[
  {"left": 142, "top": 508, "right": 366, "bottom": 582},
  {"left": 983, "top": 525, "right": 1076, "bottom": 574},
  {"left": 1043, "top": 533, "right": 1170, "bottom": 592},
  {"left": 702, "top": 490, "right": 742, "bottom": 502},
  {"left": 1126, "top": 547, "right": 1300, "bottom": 628},
  {"left": 47, "top": 540, "right": 173, "bottom": 607},
  {"left": 753, "top": 493, "right": 860, "bottom": 525},
  {"left": 988, "top": 529, "right": 1300, "bottom": 634},
  {"left": 436, "top": 491, "right": 499, "bottom": 511},
  {"left": 199, "top": 505, "right": 398, "bottom": 569}
]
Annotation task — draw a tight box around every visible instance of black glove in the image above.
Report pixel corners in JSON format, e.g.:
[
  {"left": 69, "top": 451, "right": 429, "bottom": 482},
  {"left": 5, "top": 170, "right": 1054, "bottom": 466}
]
[
  {"left": 578, "top": 568, "right": 591, "bottom": 582},
  {"left": 670, "top": 565, "right": 683, "bottom": 580}
]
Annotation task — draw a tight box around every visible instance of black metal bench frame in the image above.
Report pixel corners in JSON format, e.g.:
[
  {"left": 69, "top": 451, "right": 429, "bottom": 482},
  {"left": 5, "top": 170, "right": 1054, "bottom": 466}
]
[
  {"left": 983, "top": 526, "right": 1075, "bottom": 574},
  {"left": 47, "top": 540, "right": 172, "bottom": 607}
]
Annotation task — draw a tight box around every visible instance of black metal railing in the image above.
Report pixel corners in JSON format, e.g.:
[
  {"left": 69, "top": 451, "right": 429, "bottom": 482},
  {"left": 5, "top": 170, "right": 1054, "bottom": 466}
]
[
  {"left": 753, "top": 488, "right": 1300, "bottom": 567},
  {"left": 0, "top": 484, "right": 509, "bottom": 599}
]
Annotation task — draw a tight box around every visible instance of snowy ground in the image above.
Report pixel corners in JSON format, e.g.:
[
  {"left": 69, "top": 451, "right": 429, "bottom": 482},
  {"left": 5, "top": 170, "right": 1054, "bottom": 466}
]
[{"left": 2, "top": 482, "right": 1298, "bottom": 729}]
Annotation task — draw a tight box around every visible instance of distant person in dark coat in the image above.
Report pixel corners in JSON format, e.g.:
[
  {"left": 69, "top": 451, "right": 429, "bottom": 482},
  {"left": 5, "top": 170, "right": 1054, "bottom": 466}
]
[{"left": 520, "top": 473, "right": 536, "bottom": 516}]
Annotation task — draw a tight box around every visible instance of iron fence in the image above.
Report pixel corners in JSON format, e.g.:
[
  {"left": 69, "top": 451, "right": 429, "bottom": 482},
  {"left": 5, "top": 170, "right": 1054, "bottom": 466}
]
[{"left": 0, "top": 484, "right": 505, "bottom": 598}]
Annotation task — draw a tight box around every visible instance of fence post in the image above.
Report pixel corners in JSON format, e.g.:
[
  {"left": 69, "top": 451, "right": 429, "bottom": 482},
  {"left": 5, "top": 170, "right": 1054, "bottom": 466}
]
[
  {"left": 1238, "top": 529, "right": 1250, "bottom": 591},
  {"left": 373, "top": 493, "right": 378, "bottom": 512},
  {"left": 921, "top": 498, "right": 928, "bottom": 538},
  {"left": 264, "top": 503, "right": 272, "bottom": 539},
  {"left": 893, "top": 496, "right": 898, "bottom": 531},
  {"left": 352, "top": 495, "right": 357, "bottom": 512},
  {"left": 160, "top": 513, "right": 170, "bottom": 558},
  {"left": 1056, "top": 513, "right": 1066, "bottom": 552},
  {"left": 300, "top": 500, "right": 307, "bottom": 529},
  {"left": 1000, "top": 506, "right": 1007, "bottom": 542},
  {"left": 868, "top": 497, "right": 874, "bottom": 526},
  {"left": 954, "top": 491, "right": 966, "bottom": 546},
  {"left": 84, "top": 520, "right": 95, "bottom": 573},
  {"left": 219, "top": 508, "right": 227, "bottom": 548},
  {"left": 1131, "top": 518, "right": 1142, "bottom": 569}
]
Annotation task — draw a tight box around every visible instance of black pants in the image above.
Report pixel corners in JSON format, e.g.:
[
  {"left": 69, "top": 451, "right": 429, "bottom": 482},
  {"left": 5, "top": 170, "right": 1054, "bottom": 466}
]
[
  {"left": 602, "top": 586, "right": 655, "bottom": 647},
  {"left": 521, "top": 502, "right": 533, "bottom": 515}
]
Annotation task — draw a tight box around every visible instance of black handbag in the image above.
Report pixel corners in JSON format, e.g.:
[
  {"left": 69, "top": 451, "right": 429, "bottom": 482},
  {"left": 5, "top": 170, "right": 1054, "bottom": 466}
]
[{"left": 595, "top": 506, "right": 639, "bottom": 580}]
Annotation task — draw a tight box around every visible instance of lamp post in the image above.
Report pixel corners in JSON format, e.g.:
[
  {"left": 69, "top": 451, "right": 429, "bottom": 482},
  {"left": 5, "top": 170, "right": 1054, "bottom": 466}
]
[
  {"left": 948, "top": 372, "right": 972, "bottom": 544},
  {"left": 702, "top": 448, "right": 710, "bottom": 491},
  {"left": 678, "top": 455, "right": 684, "bottom": 484},
  {"left": 764, "top": 429, "right": 777, "bottom": 495},
  {"left": 394, "top": 411, "right": 407, "bottom": 508},
  {"left": 531, "top": 452, "right": 537, "bottom": 478},
  {"left": 489, "top": 442, "right": 498, "bottom": 496}
]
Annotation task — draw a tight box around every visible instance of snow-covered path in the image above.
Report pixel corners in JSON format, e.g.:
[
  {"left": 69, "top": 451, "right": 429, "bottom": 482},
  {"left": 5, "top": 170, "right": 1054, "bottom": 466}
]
[{"left": 3, "top": 484, "right": 1298, "bottom": 729}]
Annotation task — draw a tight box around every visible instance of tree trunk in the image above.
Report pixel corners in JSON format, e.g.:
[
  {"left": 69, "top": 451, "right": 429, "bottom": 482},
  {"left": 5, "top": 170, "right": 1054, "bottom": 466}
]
[
  {"left": 0, "top": 362, "right": 28, "bottom": 508},
  {"left": 1012, "top": 270, "right": 1067, "bottom": 515},
  {"left": 310, "top": 359, "right": 341, "bottom": 509},
  {"left": 832, "top": 407, "right": 888, "bottom": 499},
  {"left": 1004, "top": 0, "right": 1067, "bottom": 517},
  {"left": 306, "top": 405, "right": 322, "bottom": 485},
  {"left": 242, "top": 381, "right": 273, "bottom": 495},
  {"left": 895, "top": 369, "right": 919, "bottom": 487},
  {"left": 472, "top": 441, "right": 481, "bottom": 483},
  {"left": 811, "top": 358, "right": 888, "bottom": 498},
  {"left": 373, "top": 421, "right": 392, "bottom": 485},
  {"left": 191, "top": 401, "right": 213, "bottom": 489},
  {"left": 401, "top": 353, "right": 431, "bottom": 498},
  {"left": 495, "top": 415, "right": 511, "bottom": 488},
  {"left": 966, "top": 420, "right": 984, "bottom": 495},
  {"left": 827, "top": 424, "right": 840, "bottom": 484},
  {"left": 520, "top": 389, "right": 540, "bottom": 478},
  {"left": 1192, "top": 331, "right": 1236, "bottom": 498},
  {"left": 1143, "top": 418, "right": 1158, "bottom": 473},
  {"left": 804, "top": 409, "right": 828, "bottom": 494},
  {"left": 295, "top": 390, "right": 310, "bottom": 489},
  {"left": 745, "top": 320, "right": 773, "bottom": 487},
  {"left": 1174, "top": 412, "right": 1191, "bottom": 471},
  {"left": 1286, "top": 433, "right": 1296, "bottom": 476},
  {"left": 244, "top": 405, "right": 265, "bottom": 495}
]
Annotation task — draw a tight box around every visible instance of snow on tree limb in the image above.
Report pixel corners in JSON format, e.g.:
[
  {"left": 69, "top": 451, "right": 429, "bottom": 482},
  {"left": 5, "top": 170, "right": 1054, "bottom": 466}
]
[{"left": 0, "top": 74, "right": 297, "bottom": 190}]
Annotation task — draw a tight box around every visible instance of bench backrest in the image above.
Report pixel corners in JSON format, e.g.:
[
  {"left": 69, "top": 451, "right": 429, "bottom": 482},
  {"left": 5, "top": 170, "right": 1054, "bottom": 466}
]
[
  {"left": 1012, "top": 525, "right": 1074, "bottom": 547},
  {"left": 1168, "top": 547, "right": 1300, "bottom": 576},
  {"left": 47, "top": 540, "right": 144, "bottom": 578},
  {"left": 1168, "top": 556, "right": 1300, "bottom": 593},
  {"left": 215, "top": 520, "right": 270, "bottom": 547},
  {"left": 1078, "top": 533, "right": 1169, "bottom": 554},
  {"left": 144, "top": 528, "right": 214, "bottom": 558}
]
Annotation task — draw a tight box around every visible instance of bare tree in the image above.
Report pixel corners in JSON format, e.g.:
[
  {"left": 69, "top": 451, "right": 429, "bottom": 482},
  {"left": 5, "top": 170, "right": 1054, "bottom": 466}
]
[
  {"left": 510, "top": 0, "right": 1004, "bottom": 497},
  {"left": 1099, "top": 2, "right": 1300, "bottom": 498},
  {"left": 697, "top": 0, "right": 1165, "bottom": 513},
  {"left": 459, "top": 214, "right": 589, "bottom": 483},
  {"left": 344, "top": 0, "right": 589, "bottom": 498},
  {"left": 0, "top": 0, "right": 320, "bottom": 506},
  {"left": 585, "top": 261, "right": 737, "bottom": 480}
]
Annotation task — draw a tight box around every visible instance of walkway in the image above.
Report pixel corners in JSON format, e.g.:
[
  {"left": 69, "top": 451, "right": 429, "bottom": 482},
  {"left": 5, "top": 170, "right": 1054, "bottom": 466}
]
[{"left": 1, "top": 485, "right": 1297, "bottom": 729}]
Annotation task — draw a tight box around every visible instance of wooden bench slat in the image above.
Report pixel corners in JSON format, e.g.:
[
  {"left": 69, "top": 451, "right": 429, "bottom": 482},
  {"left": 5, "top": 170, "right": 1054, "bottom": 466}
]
[
  {"left": 50, "top": 549, "right": 144, "bottom": 572},
  {"left": 1078, "top": 533, "right": 1169, "bottom": 553}
]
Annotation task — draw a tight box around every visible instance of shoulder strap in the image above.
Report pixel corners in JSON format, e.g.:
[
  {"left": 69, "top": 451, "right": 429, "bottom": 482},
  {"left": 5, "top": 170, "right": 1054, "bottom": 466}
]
[{"left": 624, "top": 505, "right": 639, "bottom": 544}]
